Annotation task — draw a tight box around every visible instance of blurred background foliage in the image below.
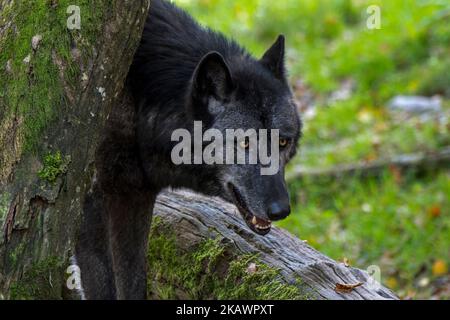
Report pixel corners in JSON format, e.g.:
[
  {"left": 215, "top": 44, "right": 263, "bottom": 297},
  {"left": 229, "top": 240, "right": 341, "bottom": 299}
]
[{"left": 175, "top": 0, "right": 450, "bottom": 299}]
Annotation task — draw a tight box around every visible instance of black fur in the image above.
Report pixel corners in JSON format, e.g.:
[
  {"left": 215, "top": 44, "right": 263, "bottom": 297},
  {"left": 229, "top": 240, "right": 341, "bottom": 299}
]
[{"left": 77, "top": 0, "right": 302, "bottom": 300}]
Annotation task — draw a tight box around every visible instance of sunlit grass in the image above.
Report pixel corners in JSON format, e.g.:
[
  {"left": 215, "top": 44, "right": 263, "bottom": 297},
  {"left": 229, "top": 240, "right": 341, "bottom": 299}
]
[
  {"left": 177, "top": 0, "right": 450, "bottom": 101},
  {"left": 177, "top": 0, "right": 450, "bottom": 298},
  {"left": 279, "top": 171, "right": 450, "bottom": 298}
]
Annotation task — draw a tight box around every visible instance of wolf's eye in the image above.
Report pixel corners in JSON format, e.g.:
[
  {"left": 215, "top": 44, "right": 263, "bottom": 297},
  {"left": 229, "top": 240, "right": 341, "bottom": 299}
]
[
  {"left": 239, "top": 138, "right": 250, "bottom": 149},
  {"left": 279, "top": 138, "right": 289, "bottom": 148}
]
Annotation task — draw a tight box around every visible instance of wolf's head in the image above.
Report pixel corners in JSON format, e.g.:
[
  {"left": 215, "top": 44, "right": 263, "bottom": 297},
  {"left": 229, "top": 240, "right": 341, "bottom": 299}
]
[{"left": 183, "top": 35, "right": 302, "bottom": 235}]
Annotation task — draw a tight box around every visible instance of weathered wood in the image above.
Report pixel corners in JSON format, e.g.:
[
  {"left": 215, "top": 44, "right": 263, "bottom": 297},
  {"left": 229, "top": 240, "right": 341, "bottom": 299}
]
[
  {"left": 287, "top": 147, "right": 450, "bottom": 183},
  {"left": 152, "top": 190, "right": 398, "bottom": 300}
]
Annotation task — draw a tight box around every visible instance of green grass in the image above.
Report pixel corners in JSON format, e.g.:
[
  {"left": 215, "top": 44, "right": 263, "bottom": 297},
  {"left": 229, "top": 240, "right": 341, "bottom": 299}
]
[
  {"left": 177, "top": 0, "right": 450, "bottom": 99},
  {"left": 280, "top": 171, "right": 450, "bottom": 298},
  {"left": 9, "top": 257, "right": 65, "bottom": 300},
  {"left": 178, "top": 0, "right": 450, "bottom": 299},
  {"left": 295, "top": 98, "right": 450, "bottom": 168},
  {"left": 178, "top": 0, "right": 450, "bottom": 168}
]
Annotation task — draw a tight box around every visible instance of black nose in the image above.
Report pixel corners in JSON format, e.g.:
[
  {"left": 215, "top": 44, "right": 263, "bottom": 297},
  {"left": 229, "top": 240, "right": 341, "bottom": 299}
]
[{"left": 267, "top": 202, "right": 291, "bottom": 221}]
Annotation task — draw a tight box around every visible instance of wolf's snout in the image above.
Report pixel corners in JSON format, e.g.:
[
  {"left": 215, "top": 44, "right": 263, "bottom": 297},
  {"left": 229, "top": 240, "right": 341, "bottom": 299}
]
[{"left": 267, "top": 202, "right": 291, "bottom": 221}]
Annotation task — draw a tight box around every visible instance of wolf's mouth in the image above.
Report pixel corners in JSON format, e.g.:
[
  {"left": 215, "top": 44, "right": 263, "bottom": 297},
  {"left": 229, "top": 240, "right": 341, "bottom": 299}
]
[{"left": 227, "top": 183, "right": 272, "bottom": 236}]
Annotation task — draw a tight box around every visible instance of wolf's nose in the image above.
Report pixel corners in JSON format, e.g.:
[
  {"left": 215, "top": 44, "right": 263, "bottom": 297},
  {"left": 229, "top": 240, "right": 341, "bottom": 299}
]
[{"left": 267, "top": 202, "right": 291, "bottom": 221}]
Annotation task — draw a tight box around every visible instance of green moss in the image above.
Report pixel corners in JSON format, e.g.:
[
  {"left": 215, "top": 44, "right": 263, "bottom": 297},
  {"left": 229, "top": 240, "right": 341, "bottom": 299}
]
[
  {"left": 38, "top": 151, "right": 70, "bottom": 184},
  {"left": 0, "top": 192, "right": 11, "bottom": 225},
  {"left": 148, "top": 218, "right": 309, "bottom": 300},
  {"left": 9, "top": 242, "right": 26, "bottom": 268},
  {"left": 0, "top": 0, "right": 107, "bottom": 152},
  {"left": 216, "top": 254, "right": 305, "bottom": 300},
  {"left": 9, "top": 257, "right": 65, "bottom": 300}
]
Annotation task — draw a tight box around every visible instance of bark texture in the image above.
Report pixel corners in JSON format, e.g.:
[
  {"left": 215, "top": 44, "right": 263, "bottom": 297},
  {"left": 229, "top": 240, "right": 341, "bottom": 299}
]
[{"left": 0, "top": 0, "right": 150, "bottom": 299}]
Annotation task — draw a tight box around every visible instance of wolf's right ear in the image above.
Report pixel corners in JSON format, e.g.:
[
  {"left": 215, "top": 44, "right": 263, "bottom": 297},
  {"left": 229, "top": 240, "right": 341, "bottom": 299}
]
[
  {"left": 260, "top": 35, "right": 286, "bottom": 82},
  {"left": 191, "top": 51, "right": 235, "bottom": 103}
]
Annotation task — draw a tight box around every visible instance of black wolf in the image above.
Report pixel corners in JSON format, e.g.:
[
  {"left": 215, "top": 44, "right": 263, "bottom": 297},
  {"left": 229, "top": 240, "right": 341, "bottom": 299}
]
[{"left": 76, "top": 0, "right": 301, "bottom": 300}]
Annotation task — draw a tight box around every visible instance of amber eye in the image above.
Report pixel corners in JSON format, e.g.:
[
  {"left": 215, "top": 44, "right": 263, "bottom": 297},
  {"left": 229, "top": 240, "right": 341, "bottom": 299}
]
[
  {"left": 239, "top": 139, "right": 250, "bottom": 149},
  {"left": 279, "top": 138, "right": 289, "bottom": 148}
]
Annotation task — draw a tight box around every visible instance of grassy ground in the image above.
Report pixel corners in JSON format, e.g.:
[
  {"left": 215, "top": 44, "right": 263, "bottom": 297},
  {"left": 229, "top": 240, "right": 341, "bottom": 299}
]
[
  {"left": 283, "top": 171, "right": 450, "bottom": 299},
  {"left": 177, "top": 0, "right": 450, "bottom": 299}
]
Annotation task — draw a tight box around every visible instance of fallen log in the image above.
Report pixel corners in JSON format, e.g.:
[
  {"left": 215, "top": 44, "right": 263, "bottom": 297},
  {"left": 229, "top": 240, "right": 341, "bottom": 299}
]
[{"left": 149, "top": 190, "right": 398, "bottom": 300}]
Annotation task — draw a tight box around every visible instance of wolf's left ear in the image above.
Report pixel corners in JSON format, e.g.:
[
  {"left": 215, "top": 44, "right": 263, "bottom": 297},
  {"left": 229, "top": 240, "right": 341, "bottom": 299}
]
[
  {"left": 191, "top": 51, "right": 235, "bottom": 102},
  {"left": 260, "top": 35, "right": 287, "bottom": 82}
]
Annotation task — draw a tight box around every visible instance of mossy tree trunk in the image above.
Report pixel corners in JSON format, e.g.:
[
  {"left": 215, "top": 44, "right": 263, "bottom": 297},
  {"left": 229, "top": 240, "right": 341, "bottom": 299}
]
[{"left": 0, "top": 0, "right": 150, "bottom": 299}]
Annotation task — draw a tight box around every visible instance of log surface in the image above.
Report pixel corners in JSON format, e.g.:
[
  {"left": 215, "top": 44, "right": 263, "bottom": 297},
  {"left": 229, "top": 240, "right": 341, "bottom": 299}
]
[{"left": 154, "top": 190, "right": 398, "bottom": 300}]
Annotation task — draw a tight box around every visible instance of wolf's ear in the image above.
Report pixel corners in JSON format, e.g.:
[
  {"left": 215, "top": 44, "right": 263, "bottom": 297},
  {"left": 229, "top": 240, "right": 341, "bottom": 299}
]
[
  {"left": 191, "top": 51, "right": 234, "bottom": 102},
  {"left": 260, "top": 35, "right": 286, "bottom": 82}
]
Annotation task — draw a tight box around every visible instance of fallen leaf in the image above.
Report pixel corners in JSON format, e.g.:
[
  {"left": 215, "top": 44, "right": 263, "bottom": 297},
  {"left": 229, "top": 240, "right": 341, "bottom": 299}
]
[
  {"left": 432, "top": 260, "right": 448, "bottom": 276},
  {"left": 335, "top": 282, "right": 363, "bottom": 293},
  {"left": 428, "top": 205, "right": 441, "bottom": 218}
]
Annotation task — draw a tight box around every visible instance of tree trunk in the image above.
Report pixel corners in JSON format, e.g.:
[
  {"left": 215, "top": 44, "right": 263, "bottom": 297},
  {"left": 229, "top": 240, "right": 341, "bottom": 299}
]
[{"left": 0, "top": 0, "right": 150, "bottom": 299}]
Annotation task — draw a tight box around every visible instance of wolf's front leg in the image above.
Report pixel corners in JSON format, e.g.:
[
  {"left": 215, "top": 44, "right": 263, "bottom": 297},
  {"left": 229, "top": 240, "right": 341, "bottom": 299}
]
[
  {"left": 76, "top": 186, "right": 117, "bottom": 300},
  {"left": 107, "top": 191, "right": 156, "bottom": 300}
]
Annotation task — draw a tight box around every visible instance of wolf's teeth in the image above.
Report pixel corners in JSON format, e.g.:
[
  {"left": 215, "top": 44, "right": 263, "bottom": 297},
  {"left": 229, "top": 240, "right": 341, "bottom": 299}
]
[{"left": 252, "top": 216, "right": 257, "bottom": 225}]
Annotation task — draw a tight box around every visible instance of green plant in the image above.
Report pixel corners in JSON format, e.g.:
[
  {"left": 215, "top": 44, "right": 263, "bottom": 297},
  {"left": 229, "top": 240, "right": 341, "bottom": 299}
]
[
  {"left": 147, "top": 219, "right": 309, "bottom": 300},
  {"left": 38, "top": 151, "right": 70, "bottom": 184}
]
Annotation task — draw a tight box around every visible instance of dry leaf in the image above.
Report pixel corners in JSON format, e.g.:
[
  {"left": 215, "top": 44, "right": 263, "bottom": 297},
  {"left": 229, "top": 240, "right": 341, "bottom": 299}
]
[
  {"left": 386, "top": 277, "right": 399, "bottom": 290},
  {"left": 335, "top": 282, "right": 363, "bottom": 293},
  {"left": 432, "top": 260, "right": 448, "bottom": 276},
  {"left": 428, "top": 205, "right": 441, "bottom": 218}
]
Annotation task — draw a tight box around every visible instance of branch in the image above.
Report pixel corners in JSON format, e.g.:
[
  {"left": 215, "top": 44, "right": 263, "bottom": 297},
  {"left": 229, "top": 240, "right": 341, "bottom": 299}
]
[{"left": 287, "top": 147, "right": 450, "bottom": 183}]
